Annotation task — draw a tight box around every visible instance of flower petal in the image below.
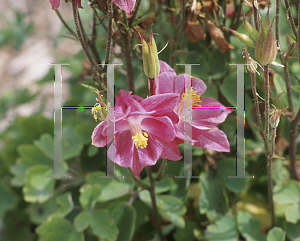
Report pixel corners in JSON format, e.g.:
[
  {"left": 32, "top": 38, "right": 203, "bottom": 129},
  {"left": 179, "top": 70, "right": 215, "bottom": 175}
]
[
  {"left": 119, "top": 90, "right": 144, "bottom": 112},
  {"left": 156, "top": 72, "right": 176, "bottom": 94},
  {"left": 156, "top": 137, "right": 182, "bottom": 161},
  {"left": 192, "top": 97, "right": 233, "bottom": 127},
  {"left": 112, "top": 0, "right": 136, "bottom": 14},
  {"left": 141, "top": 93, "right": 180, "bottom": 115},
  {"left": 174, "top": 74, "right": 207, "bottom": 95},
  {"left": 194, "top": 129, "right": 231, "bottom": 152},
  {"left": 141, "top": 116, "right": 176, "bottom": 141},
  {"left": 92, "top": 121, "right": 108, "bottom": 147},
  {"left": 50, "top": 0, "right": 60, "bottom": 9}
]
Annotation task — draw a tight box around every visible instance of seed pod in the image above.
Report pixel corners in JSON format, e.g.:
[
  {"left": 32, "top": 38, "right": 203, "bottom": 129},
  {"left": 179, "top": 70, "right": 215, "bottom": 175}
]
[{"left": 242, "top": 9, "right": 259, "bottom": 42}]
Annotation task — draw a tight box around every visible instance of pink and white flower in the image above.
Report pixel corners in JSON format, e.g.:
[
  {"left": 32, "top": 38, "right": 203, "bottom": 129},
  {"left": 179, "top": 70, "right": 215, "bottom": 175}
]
[
  {"left": 154, "top": 61, "right": 233, "bottom": 152},
  {"left": 92, "top": 90, "right": 182, "bottom": 176}
]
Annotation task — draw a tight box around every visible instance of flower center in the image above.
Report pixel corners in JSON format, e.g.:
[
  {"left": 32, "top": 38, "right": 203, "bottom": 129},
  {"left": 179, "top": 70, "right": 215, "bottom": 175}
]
[
  {"left": 174, "top": 87, "right": 202, "bottom": 120},
  {"left": 132, "top": 132, "right": 148, "bottom": 148}
]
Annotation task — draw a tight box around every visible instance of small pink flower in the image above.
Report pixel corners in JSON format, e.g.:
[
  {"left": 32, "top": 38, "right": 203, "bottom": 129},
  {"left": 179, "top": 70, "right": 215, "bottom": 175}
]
[
  {"left": 50, "top": 0, "right": 83, "bottom": 10},
  {"left": 92, "top": 90, "right": 182, "bottom": 176},
  {"left": 112, "top": 0, "right": 136, "bottom": 14},
  {"left": 154, "top": 61, "right": 233, "bottom": 152}
]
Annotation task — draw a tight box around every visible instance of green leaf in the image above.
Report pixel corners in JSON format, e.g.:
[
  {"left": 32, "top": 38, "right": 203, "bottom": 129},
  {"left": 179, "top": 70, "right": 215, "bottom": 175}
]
[
  {"left": 267, "top": 227, "right": 285, "bottom": 241},
  {"left": 74, "top": 211, "right": 91, "bottom": 232},
  {"left": 78, "top": 81, "right": 99, "bottom": 91},
  {"left": 154, "top": 178, "right": 174, "bottom": 194},
  {"left": 220, "top": 72, "right": 237, "bottom": 106},
  {"left": 18, "top": 115, "right": 53, "bottom": 141},
  {"left": 75, "top": 122, "right": 95, "bottom": 144},
  {"left": 90, "top": 209, "right": 119, "bottom": 241},
  {"left": 199, "top": 172, "right": 228, "bottom": 220},
  {"left": 29, "top": 197, "right": 57, "bottom": 224},
  {"left": 36, "top": 217, "right": 84, "bottom": 241},
  {"left": 79, "top": 183, "right": 101, "bottom": 210},
  {"left": 173, "top": 220, "right": 200, "bottom": 241},
  {"left": 237, "top": 211, "right": 266, "bottom": 241},
  {"left": 87, "top": 144, "right": 98, "bottom": 157},
  {"left": 139, "top": 191, "right": 186, "bottom": 228},
  {"left": 285, "top": 203, "right": 300, "bottom": 223},
  {"left": 86, "top": 172, "right": 132, "bottom": 202},
  {"left": 273, "top": 74, "right": 288, "bottom": 108},
  {"left": 23, "top": 165, "right": 55, "bottom": 203},
  {"left": 34, "top": 133, "right": 83, "bottom": 161},
  {"left": 50, "top": 192, "right": 74, "bottom": 218},
  {"left": 290, "top": 85, "right": 300, "bottom": 94},
  {"left": 0, "top": 181, "right": 18, "bottom": 218},
  {"left": 273, "top": 181, "right": 300, "bottom": 204},
  {"left": 216, "top": 159, "right": 249, "bottom": 192},
  {"left": 10, "top": 145, "right": 53, "bottom": 186},
  {"left": 110, "top": 202, "right": 137, "bottom": 241},
  {"left": 201, "top": 83, "right": 218, "bottom": 99},
  {"left": 206, "top": 213, "right": 238, "bottom": 241}
]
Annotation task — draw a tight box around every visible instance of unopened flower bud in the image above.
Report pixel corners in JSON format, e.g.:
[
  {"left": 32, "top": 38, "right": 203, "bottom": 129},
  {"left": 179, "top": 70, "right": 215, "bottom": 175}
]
[
  {"left": 242, "top": 9, "right": 259, "bottom": 42},
  {"left": 255, "top": 19, "right": 277, "bottom": 66},
  {"left": 138, "top": 29, "right": 160, "bottom": 79},
  {"left": 243, "top": 46, "right": 259, "bottom": 74},
  {"left": 224, "top": 27, "right": 256, "bottom": 48}
]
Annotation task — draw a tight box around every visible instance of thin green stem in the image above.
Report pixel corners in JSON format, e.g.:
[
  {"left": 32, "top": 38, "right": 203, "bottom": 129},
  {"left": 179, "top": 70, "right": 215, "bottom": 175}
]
[
  {"left": 127, "top": 168, "right": 150, "bottom": 189},
  {"left": 128, "top": 0, "right": 142, "bottom": 27},
  {"left": 155, "top": 159, "right": 167, "bottom": 181},
  {"left": 283, "top": 0, "right": 298, "bottom": 38},
  {"left": 146, "top": 167, "right": 164, "bottom": 241},
  {"left": 102, "top": 0, "right": 113, "bottom": 73},
  {"left": 264, "top": 65, "right": 270, "bottom": 156},
  {"left": 55, "top": 9, "right": 78, "bottom": 39},
  {"left": 275, "top": 0, "right": 293, "bottom": 113}
]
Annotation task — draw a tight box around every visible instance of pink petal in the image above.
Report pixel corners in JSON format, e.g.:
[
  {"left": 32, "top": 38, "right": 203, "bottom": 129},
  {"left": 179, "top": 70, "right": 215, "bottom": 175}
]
[
  {"left": 174, "top": 74, "right": 207, "bottom": 95},
  {"left": 194, "top": 129, "right": 231, "bottom": 152},
  {"left": 192, "top": 97, "right": 233, "bottom": 127},
  {"left": 159, "top": 61, "right": 176, "bottom": 75},
  {"left": 76, "top": 0, "right": 83, "bottom": 8},
  {"left": 112, "top": 0, "right": 136, "bottom": 14},
  {"left": 141, "top": 93, "right": 180, "bottom": 115},
  {"left": 119, "top": 90, "right": 144, "bottom": 112},
  {"left": 156, "top": 138, "right": 182, "bottom": 161},
  {"left": 50, "top": 0, "right": 60, "bottom": 9},
  {"left": 137, "top": 134, "right": 163, "bottom": 167},
  {"left": 108, "top": 130, "right": 134, "bottom": 167},
  {"left": 141, "top": 116, "right": 176, "bottom": 141},
  {"left": 92, "top": 121, "right": 108, "bottom": 147},
  {"left": 156, "top": 72, "right": 176, "bottom": 94}
]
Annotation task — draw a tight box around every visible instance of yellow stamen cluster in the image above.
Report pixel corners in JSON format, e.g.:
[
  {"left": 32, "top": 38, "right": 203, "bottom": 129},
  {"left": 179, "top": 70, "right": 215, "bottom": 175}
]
[
  {"left": 181, "top": 87, "right": 202, "bottom": 107},
  {"left": 91, "top": 104, "right": 107, "bottom": 122},
  {"left": 132, "top": 132, "right": 148, "bottom": 148}
]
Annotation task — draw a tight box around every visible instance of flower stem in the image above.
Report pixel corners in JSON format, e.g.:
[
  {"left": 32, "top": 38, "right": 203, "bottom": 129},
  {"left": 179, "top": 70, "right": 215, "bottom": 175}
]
[
  {"left": 55, "top": 9, "right": 78, "bottom": 39},
  {"left": 155, "top": 159, "right": 167, "bottom": 181},
  {"left": 250, "top": 73, "right": 264, "bottom": 138},
  {"left": 253, "top": 3, "right": 259, "bottom": 31},
  {"left": 102, "top": 0, "right": 113, "bottom": 73},
  {"left": 128, "top": 0, "right": 142, "bottom": 27},
  {"left": 127, "top": 168, "right": 150, "bottom": 189},
  {"left": 264, "top": 64, "right": 275, "bottom": 228},
  {"left": 146, "top": 167, "right": 164, "bottom": 241}
]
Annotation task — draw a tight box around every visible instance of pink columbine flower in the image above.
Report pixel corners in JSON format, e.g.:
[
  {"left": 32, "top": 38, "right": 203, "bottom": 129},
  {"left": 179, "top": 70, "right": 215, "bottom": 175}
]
[
  {"left": 154, "top": 61, "right": 233, "bottom": 152},
  {"left": 92, "top": 90, "right": 182, "bottom": 176},
  {"left": 112, "top": 0, "right": 136, "bottom": 14},
  {"left": 50, "top": 0, "right": 83, "bottom": 10}
]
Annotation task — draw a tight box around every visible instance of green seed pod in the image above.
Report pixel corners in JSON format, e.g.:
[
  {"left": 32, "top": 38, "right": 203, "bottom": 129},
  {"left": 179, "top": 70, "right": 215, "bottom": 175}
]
[{"left": 242, "top": 9, "right": 259, "bottom": 43}]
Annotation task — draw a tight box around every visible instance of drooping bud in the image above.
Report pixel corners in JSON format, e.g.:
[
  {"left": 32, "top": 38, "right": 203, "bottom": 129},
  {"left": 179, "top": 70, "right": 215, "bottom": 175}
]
[
  {"left": 137, "top": 29, "right": 160, "bottom": 79},
  {"left": 224, "top": 27, "right": 256, "bottom": 48},
  {"left": 242, "top": 9, "right": 259, "bottom": 42}
]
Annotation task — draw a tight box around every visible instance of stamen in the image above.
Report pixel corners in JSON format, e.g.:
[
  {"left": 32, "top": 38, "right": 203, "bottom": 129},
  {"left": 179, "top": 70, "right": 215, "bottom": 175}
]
[{"left": 132, "top": 132, "right": 148, "bottom": 148}]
